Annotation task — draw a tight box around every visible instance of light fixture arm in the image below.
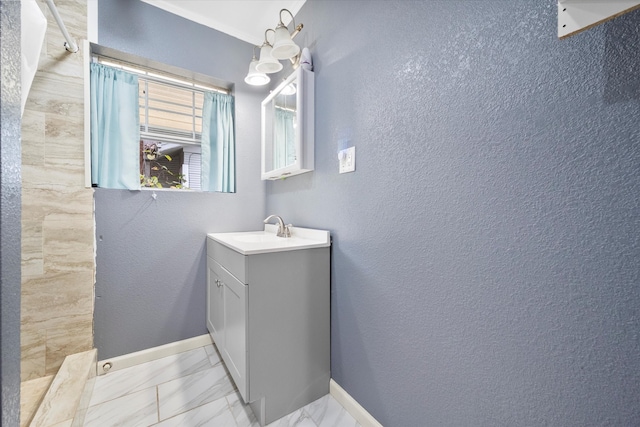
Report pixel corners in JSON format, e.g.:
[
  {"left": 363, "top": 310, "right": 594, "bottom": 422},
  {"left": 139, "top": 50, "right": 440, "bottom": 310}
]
[
  {"left": 291, "top": 23, "right": 304, "bottom": 40},
  {"left": 279, "top": 8, "right": 296, "bottom": 33},
  {"left": 287, "top": 24, "right": 304, "bottom": 67},
  {"left": 263, "top": 28, "right": 276, "bottom": 47}
]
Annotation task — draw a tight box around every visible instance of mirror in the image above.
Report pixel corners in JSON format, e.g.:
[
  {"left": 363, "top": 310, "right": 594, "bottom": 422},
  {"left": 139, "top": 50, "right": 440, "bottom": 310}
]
[{"left": 261, "top": 67, "right": 314, "bottom": 180}]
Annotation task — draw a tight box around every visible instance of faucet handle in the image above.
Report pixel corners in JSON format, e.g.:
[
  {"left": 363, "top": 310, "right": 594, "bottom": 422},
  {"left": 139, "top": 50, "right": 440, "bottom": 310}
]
[{"left": 284, "top": 224, "right": 292, "bottom": 238}]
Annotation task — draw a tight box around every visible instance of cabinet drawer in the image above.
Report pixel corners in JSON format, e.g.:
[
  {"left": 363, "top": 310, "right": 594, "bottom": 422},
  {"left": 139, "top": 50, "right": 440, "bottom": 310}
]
[
  {"left": 209, "top": 257, "right": 243, "bottom": 291},
  {"left": 207, "top": 237, "right": 247, "bottom": 283}
]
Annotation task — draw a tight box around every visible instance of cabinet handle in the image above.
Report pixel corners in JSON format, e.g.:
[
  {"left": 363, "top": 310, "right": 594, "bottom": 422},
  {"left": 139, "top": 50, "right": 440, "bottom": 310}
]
[{"left": 215, "top": 279, "right": 223, "bottom": 288}]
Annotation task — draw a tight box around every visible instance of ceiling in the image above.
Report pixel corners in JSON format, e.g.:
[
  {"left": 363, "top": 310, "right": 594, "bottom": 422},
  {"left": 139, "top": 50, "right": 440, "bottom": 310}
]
[{"left": 140, "top": 0, "right": 306, "bottom": 46}]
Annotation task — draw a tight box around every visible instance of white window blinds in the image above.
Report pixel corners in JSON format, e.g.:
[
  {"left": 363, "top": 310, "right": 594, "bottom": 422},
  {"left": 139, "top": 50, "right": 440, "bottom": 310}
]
[{"left": 138, "top": 77, "right": 203, "bottom": 145}]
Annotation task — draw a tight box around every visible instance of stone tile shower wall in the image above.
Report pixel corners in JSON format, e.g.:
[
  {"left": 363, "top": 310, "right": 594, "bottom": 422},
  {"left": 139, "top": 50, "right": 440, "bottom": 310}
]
[{"left": 21, "top": 0, "right": 93, "bottom": 381}]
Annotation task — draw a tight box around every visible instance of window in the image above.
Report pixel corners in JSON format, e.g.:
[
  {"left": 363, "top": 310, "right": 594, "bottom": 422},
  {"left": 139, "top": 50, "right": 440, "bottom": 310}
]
[
  {"left": 96, "top": 57, "right": 227, "bottom": 191},
  {"left": 138, "top": 74, "right": 203, "bottom": 189}
]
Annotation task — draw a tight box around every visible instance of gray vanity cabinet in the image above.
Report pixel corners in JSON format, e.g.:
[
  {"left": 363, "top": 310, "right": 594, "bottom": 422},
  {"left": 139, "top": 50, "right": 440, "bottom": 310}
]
[{"left": 206, "top": 237, "right": 330, "bottom": 426}]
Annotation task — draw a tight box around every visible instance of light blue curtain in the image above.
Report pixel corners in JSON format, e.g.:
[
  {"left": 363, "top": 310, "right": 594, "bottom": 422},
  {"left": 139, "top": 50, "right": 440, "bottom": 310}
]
[
  {"left": 202, "top": 92, "right": 235, "bottom": 192},
  {"left": 274, "top": 108, "right": 296, "bottom": 170},
  {"left": 90, "top": 63, "right": 140, "bottom": 190}
]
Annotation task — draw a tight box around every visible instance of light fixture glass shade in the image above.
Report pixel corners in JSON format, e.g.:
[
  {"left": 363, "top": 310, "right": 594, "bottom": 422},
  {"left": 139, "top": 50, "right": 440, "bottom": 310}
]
[
  {"left": 271, "top": 25, "right": 300, "bottom": 60},
  {"left": 256, "top": 44, "right": 283, "bottom": 74},
  {"left": 244, "top": 58, "right": 270, "bottom": 86},
  {"left": 280, "top": 82, "right": 296, "bottom": 96}
]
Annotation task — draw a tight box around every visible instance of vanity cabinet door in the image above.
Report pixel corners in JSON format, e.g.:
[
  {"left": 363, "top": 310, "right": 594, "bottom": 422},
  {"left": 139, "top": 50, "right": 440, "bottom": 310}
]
[
  {"left": 207, "top": 253, "right": 249, "bottom": 401},
  {"left": 221, "top": 273, "right": 248, "bottom": 400},
  {"left": 206, "top": 258, "right": 224, "bottom": 343}
]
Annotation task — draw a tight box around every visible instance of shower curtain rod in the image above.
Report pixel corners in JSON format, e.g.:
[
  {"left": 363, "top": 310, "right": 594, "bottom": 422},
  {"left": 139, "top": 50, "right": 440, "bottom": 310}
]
[{"left": 44, "top": 0, "right": 78, "bottom": 53}]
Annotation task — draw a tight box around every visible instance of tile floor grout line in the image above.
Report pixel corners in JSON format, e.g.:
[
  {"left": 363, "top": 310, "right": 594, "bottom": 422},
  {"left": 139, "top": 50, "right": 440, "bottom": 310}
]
[
  {"left": 222, "top": 394, "right": 236, "bottom": 426},
  {"left": 88, "top": 373, "right": 187, "bottom": 410},
  {"left": 156, "top": 389, "right": 238, "bottom": 424},
  {"left": 88, "top": 383, "right": 158, "bottom": 409},
  {"left": 156, "top": 385, "right": 160, "bottom": 424},
  {"left": 303, "top": 408, "right": 321, "bottom": 427},
  {"left": 226, "top": 393, "right": 245, "bottom": 427}
]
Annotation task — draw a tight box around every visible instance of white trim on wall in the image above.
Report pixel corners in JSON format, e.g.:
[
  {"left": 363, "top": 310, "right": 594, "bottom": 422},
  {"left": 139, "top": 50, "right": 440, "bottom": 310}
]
[
  {"left": 97, "top": 334, "right": 212, "bottom": 375},
  {"left": 87, "top": 0, "right": 98, "bottom": 43},
  {"left": 330, "top": 379, "right": 384, "bottom": 427}
]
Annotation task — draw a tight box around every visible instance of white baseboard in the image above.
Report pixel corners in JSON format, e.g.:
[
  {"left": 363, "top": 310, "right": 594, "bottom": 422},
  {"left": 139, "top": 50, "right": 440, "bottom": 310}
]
[
  {"left": 97, "top": 334, "right": 212, "bottom": 375},
  {"left": 330, "top": 379, "right": 383, "bottom": 427}
]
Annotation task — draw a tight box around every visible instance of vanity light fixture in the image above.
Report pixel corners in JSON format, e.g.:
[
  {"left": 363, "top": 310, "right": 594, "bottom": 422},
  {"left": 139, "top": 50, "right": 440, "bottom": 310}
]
[
  {"left": 256, "top": 29, "right": 283, "bottom": 74},
  {"left": 244, "top": 46, "right": 270, "bottom": 86},
  {"left": 271, "top": 9, "right": 301, "bottom": 59},
  {"left": 250, "top": 9, "right": 304, "bottom": 79}
]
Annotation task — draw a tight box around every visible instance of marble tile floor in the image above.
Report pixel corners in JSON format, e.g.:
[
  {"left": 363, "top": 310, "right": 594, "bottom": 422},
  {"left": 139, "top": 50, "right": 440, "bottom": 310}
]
[{"left": 84, "top": 344, "right": 361, "bottom": 427}]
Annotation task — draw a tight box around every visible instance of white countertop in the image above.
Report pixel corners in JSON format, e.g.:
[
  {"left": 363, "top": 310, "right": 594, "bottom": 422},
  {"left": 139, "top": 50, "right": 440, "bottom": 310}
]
[{"left": 208, "top": 224, "right": 330, "bottom": 255}]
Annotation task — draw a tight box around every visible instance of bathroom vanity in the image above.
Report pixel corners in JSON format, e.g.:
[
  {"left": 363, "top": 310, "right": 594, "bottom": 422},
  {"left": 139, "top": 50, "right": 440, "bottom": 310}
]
[{"left": 206, "top": 225, "right": 330, "bottom": 426}]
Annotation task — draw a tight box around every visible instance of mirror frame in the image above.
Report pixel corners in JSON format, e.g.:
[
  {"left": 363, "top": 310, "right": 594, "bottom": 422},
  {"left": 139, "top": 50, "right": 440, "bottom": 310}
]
[{"left": 261, "top": 67, "right": 314, "bottom": 180}]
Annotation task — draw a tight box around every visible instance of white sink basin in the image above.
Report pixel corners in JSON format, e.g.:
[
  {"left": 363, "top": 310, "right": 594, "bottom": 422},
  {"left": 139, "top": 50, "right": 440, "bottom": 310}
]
[
  {"left": 208, "top": 224, "right": 330, "bottom": 255},
  {"left": 233, "top": 234, "right": 282, "bottom": 243}
]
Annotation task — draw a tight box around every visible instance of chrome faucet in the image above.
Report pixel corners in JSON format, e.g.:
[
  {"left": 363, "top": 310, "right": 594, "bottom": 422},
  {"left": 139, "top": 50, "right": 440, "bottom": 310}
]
[{"left": 263, "top": 215, "right": 292, "bottom": 238}]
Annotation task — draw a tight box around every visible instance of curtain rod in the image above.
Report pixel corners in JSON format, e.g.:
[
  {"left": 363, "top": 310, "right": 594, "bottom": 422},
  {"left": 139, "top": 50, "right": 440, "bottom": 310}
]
[
  {"left": 44, "top": 0, "right": 78, "bottom": 53},
  {"left": 94, "top": 55, "right": 228, "bottom": 95}
]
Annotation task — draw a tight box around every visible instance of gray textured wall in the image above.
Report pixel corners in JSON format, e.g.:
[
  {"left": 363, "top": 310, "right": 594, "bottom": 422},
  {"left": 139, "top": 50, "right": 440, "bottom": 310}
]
[
  {"left": 1, "top": 1, "right": 22, "bottom": 425},
  {"left": 265, "top": 1, "right": 640, "bottom": 426},
  {"left": 94, "top": 0, "right": 267, "bottom": 359}
]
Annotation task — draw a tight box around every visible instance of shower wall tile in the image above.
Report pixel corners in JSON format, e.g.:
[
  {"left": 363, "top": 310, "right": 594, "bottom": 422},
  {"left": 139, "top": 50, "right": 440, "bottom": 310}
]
[
  {"left": 21, "top": 109, "right": 46, "bottom": 166},
  {"left": 39, "top": 47, "right": 85, "bottom": 80},
  {"left": 22, "top": 221, "right": 44, "bottom": 277},
  {"left": 22, "top": 164, "right": 86, "bottom": 191},
  {"left": 43, "top": 219, "right": 94, "bottom": 273},
  {"left": 21, "top": 188, "right": 93, "bottom": 222},
  {"left": 25, "top": 72, "right": 83, "bottom": 117},
  {"left": 44, "top": 113, "right": 85, "bottom": 165},
  {"left": 21, "top": 272, "right": 94, "bottom": 325},
  {"left": 45, "top": 318, "right": 94, "bottom": 375},
  {"left": 21, "top": 0, "right": 93, "bottom": 383},
  {"left": 21, "top": 327, "right": 47, "bottom": 381},
  {"left": 21, "top": 279, "right": 94, "bottom": 380}
]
